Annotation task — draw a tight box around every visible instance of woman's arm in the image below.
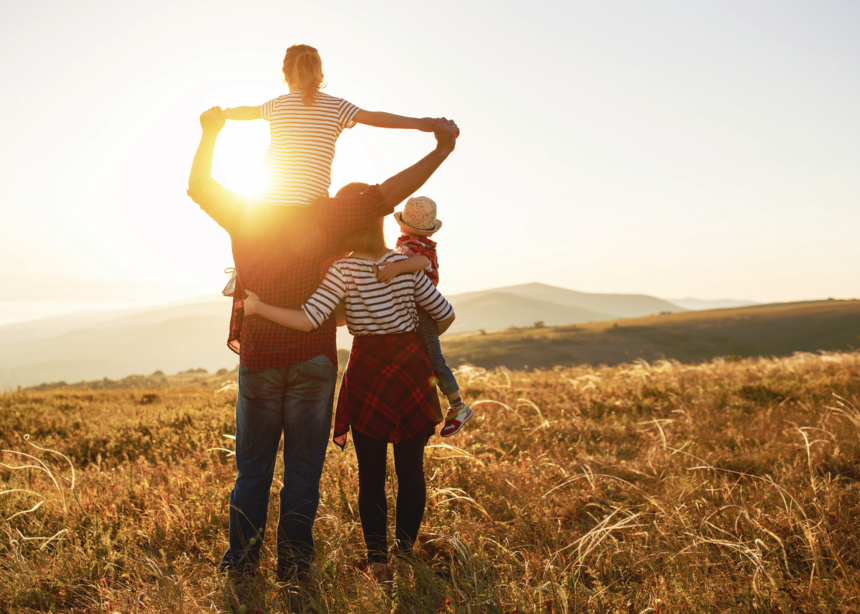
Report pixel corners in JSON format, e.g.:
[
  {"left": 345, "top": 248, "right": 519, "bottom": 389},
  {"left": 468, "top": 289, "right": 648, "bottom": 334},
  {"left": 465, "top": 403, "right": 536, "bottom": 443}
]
[
  {"left": 436, "top": 313, "right": 455, "bottom": 335},
  {"left": 376, "top": 255, "right": 431, "bottom": 284},
  {"left": 244, "top": 291, "right": 314, "bottom": 331},
  {"left": 223, "top": 106, "right": 263, "bottom": 121},
  {"left": 354, "top": 110, "right": 435, "bottom": 132}
]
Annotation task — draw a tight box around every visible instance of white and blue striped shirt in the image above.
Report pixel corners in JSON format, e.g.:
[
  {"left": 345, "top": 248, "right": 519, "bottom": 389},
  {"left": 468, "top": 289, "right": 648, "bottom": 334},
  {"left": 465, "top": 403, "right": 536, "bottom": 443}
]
[{"left": 302, "top": 251, "right": 454, "bottom": 335}]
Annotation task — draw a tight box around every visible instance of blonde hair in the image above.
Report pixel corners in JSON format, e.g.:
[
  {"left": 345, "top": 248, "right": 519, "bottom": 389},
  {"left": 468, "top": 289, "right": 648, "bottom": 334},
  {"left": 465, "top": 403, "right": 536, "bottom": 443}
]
[{"left": 282, "top": 44, "right": 324, "bottom": 106}]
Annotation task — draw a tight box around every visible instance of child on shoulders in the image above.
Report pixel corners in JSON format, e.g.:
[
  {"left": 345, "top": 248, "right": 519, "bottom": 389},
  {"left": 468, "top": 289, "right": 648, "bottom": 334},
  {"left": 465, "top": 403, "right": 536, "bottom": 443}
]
[{"left": 220, "top": 44, "right": 437, "bottom": 207}]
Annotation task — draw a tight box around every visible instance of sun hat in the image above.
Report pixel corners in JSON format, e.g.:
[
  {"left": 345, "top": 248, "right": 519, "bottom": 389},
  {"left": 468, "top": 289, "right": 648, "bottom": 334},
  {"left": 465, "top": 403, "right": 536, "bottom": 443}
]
[{"left": 394, "top": 196, "right": 442, "bottom": 236}]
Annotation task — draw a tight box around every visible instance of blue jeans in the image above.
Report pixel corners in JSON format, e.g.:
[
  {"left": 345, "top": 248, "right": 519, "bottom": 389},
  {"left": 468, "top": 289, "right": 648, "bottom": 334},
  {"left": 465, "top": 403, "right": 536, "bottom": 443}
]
[
  {"left": 221, "top": 355, "right": 337, "bottom": 575},
  {"left": 416, "top": 307, "right": 459, "bottom": 397}
]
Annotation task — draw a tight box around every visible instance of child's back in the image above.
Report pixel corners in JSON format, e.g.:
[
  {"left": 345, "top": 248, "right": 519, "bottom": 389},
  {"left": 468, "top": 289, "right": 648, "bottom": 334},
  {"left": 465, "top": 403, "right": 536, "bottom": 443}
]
[{"left": 260, "top": 90, "right": 359, "bottom": 207}]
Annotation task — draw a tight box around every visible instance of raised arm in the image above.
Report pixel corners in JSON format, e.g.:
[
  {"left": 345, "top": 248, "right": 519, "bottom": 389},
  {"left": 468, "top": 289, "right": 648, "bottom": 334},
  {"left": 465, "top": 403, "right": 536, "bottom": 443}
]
[
  {"left": 222, "top": 106, "right": 263, "bottom": 121},
  {"left": 188, "top": 107, "right": 225, "bottom": 189},
  {"left": 378, "top": 118, "right": 459, "bottom": 209},
  {"left": 354, "top": 110, "right": 435, "bottom": 132}
]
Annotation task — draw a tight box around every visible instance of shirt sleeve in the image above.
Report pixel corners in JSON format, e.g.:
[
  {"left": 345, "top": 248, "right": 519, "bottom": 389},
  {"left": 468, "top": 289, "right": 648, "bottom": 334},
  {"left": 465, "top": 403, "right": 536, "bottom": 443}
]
[
  {"left": 398, "top": 241, "right": 434, "bottom": 273},
  {"left": 301, "top": 263, "right": 348, "bottom": 329},
  {"left": 414, "top": 272, "right": 454, "bottom": 321},
  {"left": 187, "top": 177, "right": 244, "bottom": 235},
  {"left": 338, "top": 98, "right": 361, "bottom": 129},
  {"left": 261, "top": 98, "right": 277, "bottom": 121}
]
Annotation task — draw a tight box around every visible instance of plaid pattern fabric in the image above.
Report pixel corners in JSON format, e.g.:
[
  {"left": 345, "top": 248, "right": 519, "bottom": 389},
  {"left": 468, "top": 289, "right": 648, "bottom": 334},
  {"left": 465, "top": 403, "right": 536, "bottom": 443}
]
[
  {"left": 333, "top": 332, "right": 442, "bottom": 449},
  {"left": 187, "top": 177, "right": 393, "bottom": 369},
  {"left": 395, "top": 235, "right": 439, "bottom": 287}
]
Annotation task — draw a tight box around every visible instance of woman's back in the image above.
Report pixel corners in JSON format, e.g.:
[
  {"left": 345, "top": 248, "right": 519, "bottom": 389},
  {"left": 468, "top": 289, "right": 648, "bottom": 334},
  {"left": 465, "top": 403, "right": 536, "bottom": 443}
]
[{"left": 303, "top": 251, "right": 453, "bottom": 336}]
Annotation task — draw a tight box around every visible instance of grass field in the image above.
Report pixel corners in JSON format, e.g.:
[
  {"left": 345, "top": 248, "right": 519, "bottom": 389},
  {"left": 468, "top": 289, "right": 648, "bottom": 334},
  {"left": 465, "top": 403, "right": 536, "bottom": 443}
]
[
  {"left": 2, "top": 351, "right": 860, "bottom": 612},
  {"left": 442, "top": 299, "right": 860, "bottom": 371}
]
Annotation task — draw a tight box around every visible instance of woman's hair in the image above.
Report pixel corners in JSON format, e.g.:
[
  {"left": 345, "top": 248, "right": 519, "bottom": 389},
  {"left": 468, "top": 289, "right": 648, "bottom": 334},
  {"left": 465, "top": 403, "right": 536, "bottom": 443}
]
[
  {"left": 340, "top": 216, "right": 386, "bottom": 255},
  {"left": 282, "top": 44, "right": 324, "bottom": 106}
]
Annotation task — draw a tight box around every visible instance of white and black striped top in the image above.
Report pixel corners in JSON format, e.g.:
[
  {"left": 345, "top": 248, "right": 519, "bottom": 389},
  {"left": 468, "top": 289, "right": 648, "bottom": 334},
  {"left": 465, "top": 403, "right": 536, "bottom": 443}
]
[
  {"left": 302, "top": 251, "right": 454, "bottom": 336},
  {"left": 259, "top": 91, "right": 360, "bottom": 207}
]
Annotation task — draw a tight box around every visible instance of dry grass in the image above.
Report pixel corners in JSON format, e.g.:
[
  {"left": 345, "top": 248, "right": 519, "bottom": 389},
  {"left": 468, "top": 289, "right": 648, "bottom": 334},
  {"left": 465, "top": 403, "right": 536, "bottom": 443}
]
[{"left": 2, "top": 351, "right": 860, "bottom": 613}]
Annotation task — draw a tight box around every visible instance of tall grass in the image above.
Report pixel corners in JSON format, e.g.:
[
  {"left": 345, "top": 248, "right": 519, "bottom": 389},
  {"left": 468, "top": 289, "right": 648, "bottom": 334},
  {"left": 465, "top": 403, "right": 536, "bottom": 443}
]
[{"left": 2, "top": 351, "right": 860, "bottom": 612}]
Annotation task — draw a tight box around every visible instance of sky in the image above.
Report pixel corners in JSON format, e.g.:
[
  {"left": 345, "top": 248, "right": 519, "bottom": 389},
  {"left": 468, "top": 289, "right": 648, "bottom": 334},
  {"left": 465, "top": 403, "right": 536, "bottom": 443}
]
[{"left": 1, "top": 0, "right": 858, "bottom": 325}]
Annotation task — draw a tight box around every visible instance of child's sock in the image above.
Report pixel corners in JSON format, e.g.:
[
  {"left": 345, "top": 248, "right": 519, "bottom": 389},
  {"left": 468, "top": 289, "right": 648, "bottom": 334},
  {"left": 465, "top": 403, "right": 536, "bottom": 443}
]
[{"left": 446, "top": 396, "right": 465, "bottom": 419}]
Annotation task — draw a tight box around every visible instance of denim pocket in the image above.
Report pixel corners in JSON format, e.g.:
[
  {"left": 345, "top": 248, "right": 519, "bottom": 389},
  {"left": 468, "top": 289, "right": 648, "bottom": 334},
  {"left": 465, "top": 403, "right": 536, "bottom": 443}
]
[
  {"left": 239, "top": 366, "right": 280, "bottom": 401},
  {"left": 297, "top": 355, "right": 336, "bottom": 383}
]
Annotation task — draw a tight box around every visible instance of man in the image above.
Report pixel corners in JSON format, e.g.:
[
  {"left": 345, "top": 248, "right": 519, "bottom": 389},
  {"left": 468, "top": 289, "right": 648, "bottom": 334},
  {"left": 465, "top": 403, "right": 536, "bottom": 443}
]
[{"left": 187, "top": 106, "right": 458, "bottom": 580}]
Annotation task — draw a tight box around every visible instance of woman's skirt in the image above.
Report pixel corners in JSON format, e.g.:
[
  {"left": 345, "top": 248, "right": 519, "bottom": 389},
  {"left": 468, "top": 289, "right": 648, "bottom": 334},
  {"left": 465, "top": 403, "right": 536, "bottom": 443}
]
[{"left": 333, "top": 331, "right": 442, "bottom": 449}]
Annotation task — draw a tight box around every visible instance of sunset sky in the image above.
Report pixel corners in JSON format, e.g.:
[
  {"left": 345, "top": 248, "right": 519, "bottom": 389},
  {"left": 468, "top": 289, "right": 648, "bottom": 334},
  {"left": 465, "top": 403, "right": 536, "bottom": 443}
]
[{"left": 1, "top": 0, "right": 858, "bottom": 325}]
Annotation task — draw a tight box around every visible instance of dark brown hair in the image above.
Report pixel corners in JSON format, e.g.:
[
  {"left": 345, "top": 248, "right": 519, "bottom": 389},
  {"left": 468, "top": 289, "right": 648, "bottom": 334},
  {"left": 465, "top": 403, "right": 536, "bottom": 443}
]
[
  {"left": 334, "top": 182, "right": 386, "bottom": 254},
  {"left": 282, "top": 44, "right": 324, "bottom": 106}
]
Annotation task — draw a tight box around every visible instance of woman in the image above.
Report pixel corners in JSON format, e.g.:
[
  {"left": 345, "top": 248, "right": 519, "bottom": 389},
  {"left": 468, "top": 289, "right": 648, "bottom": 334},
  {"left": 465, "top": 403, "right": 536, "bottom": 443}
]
[{"left": 243, "top": 183, "right": 455, "bottom": 575}]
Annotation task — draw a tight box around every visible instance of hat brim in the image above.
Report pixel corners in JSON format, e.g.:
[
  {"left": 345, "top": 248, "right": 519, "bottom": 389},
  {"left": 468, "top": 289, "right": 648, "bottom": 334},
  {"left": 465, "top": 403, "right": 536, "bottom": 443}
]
[{"left": 393, "top": 212, "right": 442, "bottom": 236}]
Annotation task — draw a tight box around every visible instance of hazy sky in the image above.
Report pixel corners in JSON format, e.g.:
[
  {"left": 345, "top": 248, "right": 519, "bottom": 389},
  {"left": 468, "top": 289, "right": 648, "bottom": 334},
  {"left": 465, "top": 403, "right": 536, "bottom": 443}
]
[{"left": 1, "top": 0, "right": 858, "bottom": 325}]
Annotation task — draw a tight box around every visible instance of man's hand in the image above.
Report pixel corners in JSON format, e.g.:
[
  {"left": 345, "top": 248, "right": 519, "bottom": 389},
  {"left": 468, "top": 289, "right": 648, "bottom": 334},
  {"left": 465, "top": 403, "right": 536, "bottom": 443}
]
[
  {"left": 434, "top": 118, "right": 459, "bottom": 153},
  {"left": 200, "top": 106, "right": 226, "bottom": 135},
  {"left": 243, "top": 289, "right": 260, "bottom": 316}
]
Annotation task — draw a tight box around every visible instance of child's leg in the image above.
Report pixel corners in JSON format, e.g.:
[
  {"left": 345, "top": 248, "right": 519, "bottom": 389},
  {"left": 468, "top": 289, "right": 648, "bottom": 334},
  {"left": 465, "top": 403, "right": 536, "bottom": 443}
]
[
  {"left": 351, "top": 428, "right": 389, "bottom": 564},
  {"left": 415, "top": 307, "right": 462, "bottom": 414},
  {"left": 391, "top": 435, "right": 427, "bottom": 556}
]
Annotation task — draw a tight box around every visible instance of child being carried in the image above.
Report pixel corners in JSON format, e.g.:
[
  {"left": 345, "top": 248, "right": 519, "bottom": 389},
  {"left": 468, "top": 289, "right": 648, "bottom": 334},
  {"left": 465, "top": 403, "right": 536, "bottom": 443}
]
[{"left": 376, "top": 196, "right": 474, "bottom": 436}]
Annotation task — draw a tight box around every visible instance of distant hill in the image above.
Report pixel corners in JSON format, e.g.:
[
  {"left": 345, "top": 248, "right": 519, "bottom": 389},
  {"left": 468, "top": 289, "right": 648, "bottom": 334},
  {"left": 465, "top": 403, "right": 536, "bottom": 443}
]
[
  {"left": 446, "top": 292, "right": 615, "bottom": 334},
  {"left": 667, "top": 297, "right": 758, "bottom": 311},
  {"left": 448, "top": 283, "right": 685, "bottom": 325},
  {"left": 439, "top": 299, "right": 860, "bottom": 370}
]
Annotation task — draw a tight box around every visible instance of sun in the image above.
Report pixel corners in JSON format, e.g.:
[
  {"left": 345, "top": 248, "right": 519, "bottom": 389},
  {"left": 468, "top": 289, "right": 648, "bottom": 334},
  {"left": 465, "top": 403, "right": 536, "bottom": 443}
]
[{"left": 216, "top": 120, "right": 270, "bottom": 197}]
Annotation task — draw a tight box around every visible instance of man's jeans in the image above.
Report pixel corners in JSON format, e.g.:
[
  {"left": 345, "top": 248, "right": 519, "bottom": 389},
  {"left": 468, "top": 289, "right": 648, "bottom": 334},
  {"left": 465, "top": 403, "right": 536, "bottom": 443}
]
[
  {"left": 221, "top": 355, "right": 337, "bottom": 574},
  {"left": 416, "top": 307, "right": 459, "bottom": 396}
]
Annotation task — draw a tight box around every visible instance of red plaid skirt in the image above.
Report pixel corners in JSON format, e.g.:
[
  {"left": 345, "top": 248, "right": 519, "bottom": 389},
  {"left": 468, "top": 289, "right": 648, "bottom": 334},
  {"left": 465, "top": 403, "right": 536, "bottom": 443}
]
[{"left": 333, "top": 332, "right": 442, "bottom": 449}]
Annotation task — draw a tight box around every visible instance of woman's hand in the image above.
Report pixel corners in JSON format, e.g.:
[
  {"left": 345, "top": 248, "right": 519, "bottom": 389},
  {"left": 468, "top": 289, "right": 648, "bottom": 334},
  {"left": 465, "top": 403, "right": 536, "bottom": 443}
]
[{"left": 244, "top": 289, "right": 261, "bottom": 316}]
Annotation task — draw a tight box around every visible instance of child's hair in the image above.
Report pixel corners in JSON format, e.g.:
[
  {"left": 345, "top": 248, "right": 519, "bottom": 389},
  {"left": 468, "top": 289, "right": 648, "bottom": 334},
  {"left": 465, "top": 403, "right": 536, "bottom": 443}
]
[{"left": 283, "top": 44, "right": 324, "bottom": 106}]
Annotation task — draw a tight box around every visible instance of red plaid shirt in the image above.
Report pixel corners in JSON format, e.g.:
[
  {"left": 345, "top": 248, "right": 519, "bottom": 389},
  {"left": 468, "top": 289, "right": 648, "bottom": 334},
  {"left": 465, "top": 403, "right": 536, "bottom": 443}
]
[
  {"left": 395, "top": 235, "right": 439, "bottom": 286},
  {"left": 187, "top": 177, "right": 393, "bottom": 369}
]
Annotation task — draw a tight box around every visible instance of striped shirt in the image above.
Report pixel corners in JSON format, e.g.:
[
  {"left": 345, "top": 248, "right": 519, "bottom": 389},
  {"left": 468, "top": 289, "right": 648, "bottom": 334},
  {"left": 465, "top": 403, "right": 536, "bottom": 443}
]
[
  {"left": 259, "top": 91, "right": 360, "bottom": 207},
  {"left": 302, "top": 251, "right": 454, "bottom": 336}
]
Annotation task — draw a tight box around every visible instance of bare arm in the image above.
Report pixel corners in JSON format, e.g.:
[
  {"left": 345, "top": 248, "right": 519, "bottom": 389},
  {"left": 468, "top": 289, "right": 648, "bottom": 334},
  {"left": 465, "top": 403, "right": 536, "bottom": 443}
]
[
  {"left": 378, "top": 118, "right": 458, "bottom": 208},
  {"left": 222, "top": 106, "right": 263, "bottom": 121},
  {"left": 376, "top": 255, "right": 431, "bottom": 284},
  {"left": 354, "top": 110, "right": 435, "bottom": 132},
  {"left": 188, "top": 107, "right": 225, "bottom": 189},
  {"left": 437, "top": 313, "right": 455, "bottom": 335},
  {"left": 244, "top": 290, "right": 314, "bottom": 332}
]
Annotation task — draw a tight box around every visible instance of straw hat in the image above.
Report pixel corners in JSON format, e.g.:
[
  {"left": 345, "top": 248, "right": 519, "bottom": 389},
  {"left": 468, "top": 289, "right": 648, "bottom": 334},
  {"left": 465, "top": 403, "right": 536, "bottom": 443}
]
[{"left": 394, "top": 196, "right": 442, "bottom": 236}]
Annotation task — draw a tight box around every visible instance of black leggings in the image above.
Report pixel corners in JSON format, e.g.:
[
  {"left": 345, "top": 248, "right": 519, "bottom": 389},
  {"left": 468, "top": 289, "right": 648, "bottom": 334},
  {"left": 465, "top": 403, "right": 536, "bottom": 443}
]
[{"left": 351, "top": 428, "right": 427, "bottom": 564}]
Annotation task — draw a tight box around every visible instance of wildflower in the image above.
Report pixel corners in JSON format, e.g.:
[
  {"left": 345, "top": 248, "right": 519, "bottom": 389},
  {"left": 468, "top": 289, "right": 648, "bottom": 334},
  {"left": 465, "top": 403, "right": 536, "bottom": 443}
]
[
  {"left": 445, "top": 599, "right": 451, "bottom": 605},
  {"left": 100, "top": 577, "right": 107, "bottom": 586}
]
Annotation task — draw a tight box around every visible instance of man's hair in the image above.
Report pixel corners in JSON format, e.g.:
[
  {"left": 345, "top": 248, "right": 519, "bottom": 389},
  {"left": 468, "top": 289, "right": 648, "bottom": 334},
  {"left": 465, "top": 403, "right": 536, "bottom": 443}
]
[
  {"left": 283, "top": 44, "right": 324, "bottom": 106},
  {"left": 335, "top": 182, "right": 369, "bottom": 198}
]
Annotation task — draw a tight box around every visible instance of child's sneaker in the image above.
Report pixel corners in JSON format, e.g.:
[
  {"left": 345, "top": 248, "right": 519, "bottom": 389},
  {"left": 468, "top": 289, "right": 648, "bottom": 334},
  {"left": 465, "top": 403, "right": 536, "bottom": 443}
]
[{"left": 441, "top": 404, "right": 473, "bottom": 437}]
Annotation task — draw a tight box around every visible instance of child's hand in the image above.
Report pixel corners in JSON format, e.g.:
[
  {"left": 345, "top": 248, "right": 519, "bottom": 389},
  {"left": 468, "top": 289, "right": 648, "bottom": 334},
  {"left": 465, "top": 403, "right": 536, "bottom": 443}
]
[
  {"left": 243, "top": 289, "right": 261, "bottom": 315},
  {"left": 375, "top": 262, "right": 400, "bottom": 284},
  {"left": 417, "top": 117, "right": 437, "bottom": 132},
  {"left": 199, "top": 106, "right": 226, "bottom": 133}
]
